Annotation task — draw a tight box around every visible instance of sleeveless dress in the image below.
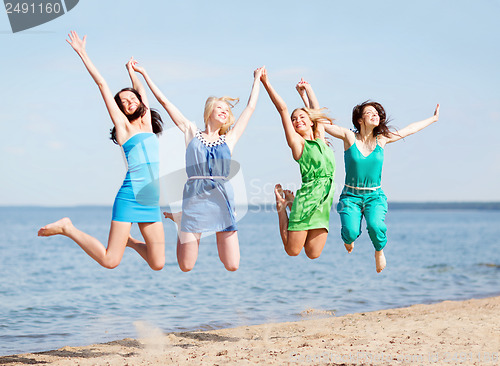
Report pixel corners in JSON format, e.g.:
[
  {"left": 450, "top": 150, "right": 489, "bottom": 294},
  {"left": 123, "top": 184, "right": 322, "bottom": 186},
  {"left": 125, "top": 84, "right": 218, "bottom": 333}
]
[
  {"left": 180, "top": 130, "right": 237, "bottom": 233},
  {"left": 288, "top": 138, "right": 336, "bottom": 231},
  {"left": 112, "top": 132, "right": 161, "bottom": 223},
  {"left": 336, "top": 140, "right": 388, "bottom": 251},
  {"left": 343, "top": 139, "right": 383, "bottom": 189}
]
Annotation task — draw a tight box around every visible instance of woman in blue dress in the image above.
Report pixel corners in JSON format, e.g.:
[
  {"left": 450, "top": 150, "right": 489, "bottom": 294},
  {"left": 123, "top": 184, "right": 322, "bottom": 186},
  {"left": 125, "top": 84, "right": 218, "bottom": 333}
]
[
  {"left": 132, "top": 62, "right": 263, "bottom": 272},
  {"left": 38, "top": 31, "right": 166, "bottom": 271}
]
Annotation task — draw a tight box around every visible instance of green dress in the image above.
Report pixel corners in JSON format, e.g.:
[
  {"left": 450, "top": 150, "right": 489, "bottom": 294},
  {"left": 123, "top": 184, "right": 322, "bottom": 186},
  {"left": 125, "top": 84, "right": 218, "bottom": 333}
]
[{"left": 288, "top": 138, "right": 336, "bottom": 231}]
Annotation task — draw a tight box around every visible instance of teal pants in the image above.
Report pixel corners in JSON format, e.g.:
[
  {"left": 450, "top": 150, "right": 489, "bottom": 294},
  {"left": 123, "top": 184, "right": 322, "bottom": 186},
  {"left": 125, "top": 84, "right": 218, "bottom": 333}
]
[{"left": 336, "top": 187, "right": 388, "bottom": 251}]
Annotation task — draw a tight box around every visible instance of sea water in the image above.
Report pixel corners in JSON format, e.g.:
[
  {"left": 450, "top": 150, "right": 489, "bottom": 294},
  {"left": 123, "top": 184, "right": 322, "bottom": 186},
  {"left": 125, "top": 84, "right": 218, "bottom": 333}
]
[{"left": 0, "top": 205, "right": 499, "bottom": 356}]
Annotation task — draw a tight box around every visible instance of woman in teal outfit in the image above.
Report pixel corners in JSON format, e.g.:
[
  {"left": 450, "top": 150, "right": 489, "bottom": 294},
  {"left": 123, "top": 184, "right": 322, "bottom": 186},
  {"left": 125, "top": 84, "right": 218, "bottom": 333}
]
[
  {"left": 323, "top": 100, "right": 440, "bottom": 272},
  {"left": 38, "top": 32, "right": 166, "bottom": 271},
  {"left": 260, "top": 69, "right": 336, "bottom": 259}
]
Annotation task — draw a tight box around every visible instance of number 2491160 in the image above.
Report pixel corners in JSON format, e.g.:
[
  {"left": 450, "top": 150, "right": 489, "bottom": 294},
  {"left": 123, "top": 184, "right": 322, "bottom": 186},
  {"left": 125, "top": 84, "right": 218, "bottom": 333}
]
[{"left": 5, "top": 2, "right": 62, "bottom": 14}]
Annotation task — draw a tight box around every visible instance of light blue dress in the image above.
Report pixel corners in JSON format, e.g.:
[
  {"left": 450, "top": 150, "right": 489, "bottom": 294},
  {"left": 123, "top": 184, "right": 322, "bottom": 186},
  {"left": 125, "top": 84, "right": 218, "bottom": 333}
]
[
  {"left": 112, "top": 132, "right": 161, "bottom": 223},
  {"left": 180, "top": 130, "right": 237, "bottom": 233}
]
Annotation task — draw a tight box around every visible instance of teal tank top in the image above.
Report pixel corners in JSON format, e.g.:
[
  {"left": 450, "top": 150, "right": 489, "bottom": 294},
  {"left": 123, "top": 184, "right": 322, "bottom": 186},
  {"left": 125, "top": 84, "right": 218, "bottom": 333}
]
[{"left": 344, "top": 140, "right": 384, "bottom": 189}]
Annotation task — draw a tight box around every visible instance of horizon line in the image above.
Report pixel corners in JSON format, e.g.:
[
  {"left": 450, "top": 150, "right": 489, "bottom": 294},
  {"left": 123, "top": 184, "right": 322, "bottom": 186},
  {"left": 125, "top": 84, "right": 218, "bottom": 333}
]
[{"left": 2, "top": 201, "right": 500, "bottom": 210}]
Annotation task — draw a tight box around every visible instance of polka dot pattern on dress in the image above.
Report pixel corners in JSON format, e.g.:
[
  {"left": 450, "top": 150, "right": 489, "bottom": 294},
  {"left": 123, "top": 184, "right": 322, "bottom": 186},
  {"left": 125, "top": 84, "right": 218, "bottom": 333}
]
[{"left": 196, "top": 130, "right": 226, "bottom": 147}]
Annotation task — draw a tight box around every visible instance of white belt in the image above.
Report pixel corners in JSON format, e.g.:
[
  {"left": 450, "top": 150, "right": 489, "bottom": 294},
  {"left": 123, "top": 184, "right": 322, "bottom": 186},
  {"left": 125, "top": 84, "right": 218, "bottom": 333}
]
[
  {"left": 344, "top": 184, "right": 381, "bottom": 191},
  {"left": 188, "top": 176, "right": 227, "bottom": 180}
]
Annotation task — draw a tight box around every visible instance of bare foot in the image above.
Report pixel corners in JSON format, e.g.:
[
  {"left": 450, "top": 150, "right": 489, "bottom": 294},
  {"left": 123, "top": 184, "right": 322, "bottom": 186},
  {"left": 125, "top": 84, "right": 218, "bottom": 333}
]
[
  {"left": 283, "top": 189, "right": 295, "bottom": 210},
  {"left": 375, "top": 250, "right": 386, "bottom": 273},
  {"left": 38, "top": 217, "right": 72, "bottom": 237},
  {"left": 274, "top": 184, "right": 286, "bottom": 212},
  {"left": 344, "top": 243, "right": 354, "bottom": 253},
  {"left": 163, "top": 211, "right": 182, "bottom": 225},
  {"left": 126, "top": 235, "right": 142, "bottom": 247}
]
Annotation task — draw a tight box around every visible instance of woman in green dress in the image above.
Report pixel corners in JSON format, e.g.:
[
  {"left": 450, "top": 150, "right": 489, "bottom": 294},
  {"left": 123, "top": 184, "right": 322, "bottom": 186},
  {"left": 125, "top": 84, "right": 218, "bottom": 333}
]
[{"left": 260, "top": 68, "right": 335, "bottom": 259}]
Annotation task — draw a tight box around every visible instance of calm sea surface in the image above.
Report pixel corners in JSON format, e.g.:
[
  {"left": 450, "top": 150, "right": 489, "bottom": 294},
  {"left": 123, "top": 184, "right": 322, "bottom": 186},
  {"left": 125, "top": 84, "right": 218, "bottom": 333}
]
[{"left": 0, "top": 206, "right": 499, "bottom": 356}]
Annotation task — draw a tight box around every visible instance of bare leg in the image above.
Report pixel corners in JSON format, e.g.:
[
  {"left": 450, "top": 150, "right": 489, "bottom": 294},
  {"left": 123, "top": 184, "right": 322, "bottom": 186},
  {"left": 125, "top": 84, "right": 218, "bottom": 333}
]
[
  {"left": 283, "top": 189, "right": 294, "bottom": 210},
  {"left": 38, "top": 218, "right": 131, "bottom": 269},
  {"left": 375, "top": 249, "right": 386, "bottom": 273},
  {"left": 176, "top": 231, "right": 201, "bottom": 272},
  {"left": 275, "top": 184, "right": 290, "bottom": 247},
  {"left": 118, "top": 224, "right": 166, "bottom": 270},
  {"left": 304, "top": 228, "right": 328, "bottom": 259},
  {"left": 275, "top": 184, "right": 309, "bottom": 256},
  {"left": 286, "top": 231, "right": 309, "bottom": 256},
  {"left": 216, "top": 230, "right": 240, "bottom": 271},
  {"left": 126, "top": 235, "right": 149, "bottom": 265}
]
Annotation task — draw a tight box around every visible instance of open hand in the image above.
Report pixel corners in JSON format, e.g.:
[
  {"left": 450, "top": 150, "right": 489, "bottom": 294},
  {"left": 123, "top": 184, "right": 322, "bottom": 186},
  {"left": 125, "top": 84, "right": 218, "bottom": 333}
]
[
  {"left": 260, "top": 66, "right": 268, "bottom": 83},
  {"left": 296, "top": 77, "right": 309, "bottom": 94},
  {"left": 125, "top": 57, "right": 136, "bottom": 70},
  {"left": 254, "top": 66, "right": 265, "bottom": 79},
  {"left": 66, "top": 30, "right": 86, "bottom": 54},
  {"left": 127, "top": 57, "right": 145, "bottom": 74}
]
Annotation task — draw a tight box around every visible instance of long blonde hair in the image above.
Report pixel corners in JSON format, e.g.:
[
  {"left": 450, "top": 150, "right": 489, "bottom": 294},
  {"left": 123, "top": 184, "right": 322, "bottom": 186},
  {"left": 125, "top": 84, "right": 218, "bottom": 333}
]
[
  {"left": 291, "top": 107, "right": 334, "bottom": 140},
  {"left": 204, "top": 96, "right": 240, "bottom": 135}
]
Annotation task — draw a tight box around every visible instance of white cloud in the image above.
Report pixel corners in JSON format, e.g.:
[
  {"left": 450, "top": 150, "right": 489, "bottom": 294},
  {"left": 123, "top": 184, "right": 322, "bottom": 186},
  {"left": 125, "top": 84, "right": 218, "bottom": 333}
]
[
  {"left": 4, "top": 146, "right": 26, "bottom": 156},
  {"left": 46, "top": 141, "right": 65, "bottom": 150}
]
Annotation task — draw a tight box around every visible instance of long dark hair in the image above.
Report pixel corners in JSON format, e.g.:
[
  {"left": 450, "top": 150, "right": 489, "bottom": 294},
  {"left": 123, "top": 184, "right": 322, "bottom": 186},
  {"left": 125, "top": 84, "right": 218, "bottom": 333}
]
[
  {"left": 110, "top": 88, "right": 164, "bottom": 144},
  {"left": 352, "top": 100, "right": 392, "bottom": 138}
]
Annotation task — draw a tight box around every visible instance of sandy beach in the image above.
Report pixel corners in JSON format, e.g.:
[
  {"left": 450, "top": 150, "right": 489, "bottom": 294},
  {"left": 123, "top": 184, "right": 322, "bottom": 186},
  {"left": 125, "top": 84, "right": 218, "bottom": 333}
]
[{"left": 1, "top": 296, "right": 499, "bottom": 365}]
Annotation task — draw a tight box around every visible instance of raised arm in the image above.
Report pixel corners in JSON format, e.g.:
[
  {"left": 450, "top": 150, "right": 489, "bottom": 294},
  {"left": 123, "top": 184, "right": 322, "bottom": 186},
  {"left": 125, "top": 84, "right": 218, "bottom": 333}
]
[
  {"left": 296, "top": 78, "right": 320, "bottom": 109},
  {"left": 126, "top": 58, "right": 149, "bottom": 106},
  {"left": 295, "top": 78, "right": 354, "bottom": 146},
  {"left": 384, "top": 104, "right": 440, "bottom": 144},
  {"left": 296, "top": 78, "right": 328, "bottom": 141},
  {"left": 125, "top": 57, "right": 151, "bottom": 123},
  {"left": 132, "top": 62, "right": 194, "bottom": 134},
  {"left": 66, "top": 31, "right": 127, "bottom": 129},
  {"left": 260, "top": 68, "right": 304, "bottom": 160},
  {"left": 225, "top": 67, "right": 263, "bottom": 152}
]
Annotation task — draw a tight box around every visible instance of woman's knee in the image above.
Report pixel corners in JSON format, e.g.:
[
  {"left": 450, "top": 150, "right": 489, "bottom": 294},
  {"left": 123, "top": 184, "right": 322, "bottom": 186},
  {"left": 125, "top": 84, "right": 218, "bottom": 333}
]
[
  {"left": 149, "top": 257, "right": 165, "bottom": 271},
  {"left": 102, "top": 257, "right": 121, "bottom": 269},
  {"left": 224, "top": 261, "right": 239, "bottom": 272},
  {"left": 178, "top": 261, "right": 195, "bottom": 272},
  {"left": 286, "top": 250, "right": 301, "bottom": 257},
  {"left": 341, "top": 225, "right": 360, "bottom": 244},
  {"left": 305, "top": 247, "right": 322, "bottom": 259},
  {"left": 284, "top": 245, "right": 302, "bottom": 257},
  {"left": 366, "top": 220, "right": 386, "bottom": 237},
  {"left": 177, "top": 251, "right": 196, "bottom": 272},
  {"left": 221, "top": 251, "right": 240, "bottom": 271},
  {"left": 366, "top": 222, "right": 387, "bottom": 251}
]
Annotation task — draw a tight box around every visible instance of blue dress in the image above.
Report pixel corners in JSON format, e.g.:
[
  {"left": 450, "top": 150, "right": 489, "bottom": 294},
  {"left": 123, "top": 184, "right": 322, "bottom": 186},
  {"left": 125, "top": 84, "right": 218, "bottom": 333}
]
[
  {"left": 180, "top": 130, "right": 237, "bottom": 233},
  {"left": 112, "top": 132, "right": 162, "bottom": 223}
]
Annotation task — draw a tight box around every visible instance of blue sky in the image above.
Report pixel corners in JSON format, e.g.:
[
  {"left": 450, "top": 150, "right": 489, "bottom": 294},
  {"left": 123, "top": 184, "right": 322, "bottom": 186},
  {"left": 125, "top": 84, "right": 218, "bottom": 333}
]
[{"left": 1, "top": 0, "right": 499, "bottom": 206}]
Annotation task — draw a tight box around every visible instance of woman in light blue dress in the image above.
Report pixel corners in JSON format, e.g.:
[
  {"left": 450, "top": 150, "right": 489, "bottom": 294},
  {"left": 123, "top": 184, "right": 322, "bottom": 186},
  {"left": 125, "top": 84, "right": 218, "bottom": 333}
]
[
  {"left": 133, "top": 62, "right": 263, "bottom": 272},
  {"left": 38, "top": 32, "right": 165, "bottom": 271}
]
